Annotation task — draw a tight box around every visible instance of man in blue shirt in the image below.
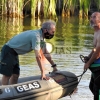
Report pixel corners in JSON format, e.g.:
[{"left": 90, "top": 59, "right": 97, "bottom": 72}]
[{"left": 0, "top": 20, "right": 57, "bottom": 85}]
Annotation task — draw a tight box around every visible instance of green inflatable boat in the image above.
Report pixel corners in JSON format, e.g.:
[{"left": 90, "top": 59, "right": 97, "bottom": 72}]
[{"left": 0, "top": 71, "right": 78, "bottom": 100}]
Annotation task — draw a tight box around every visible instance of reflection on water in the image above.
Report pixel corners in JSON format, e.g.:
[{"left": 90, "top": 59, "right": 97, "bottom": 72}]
[{"left": 0, "top": 16, "right": 94, "bottom": 100}]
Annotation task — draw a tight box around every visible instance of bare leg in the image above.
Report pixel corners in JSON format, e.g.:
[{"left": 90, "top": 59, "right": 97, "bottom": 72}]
[
  {"left": 9, "top": 74, "right": 19, "bottom": 84},
  {"left": 1, "top": 75, "right": 10, "bottom": 85}
]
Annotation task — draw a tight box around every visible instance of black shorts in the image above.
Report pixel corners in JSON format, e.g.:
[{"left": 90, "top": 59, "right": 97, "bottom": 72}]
[
  {"left": 0, "top": 45, "right": 20, "bottom": 76},
  {"left": 89, "top": 66, "right": 100, "bottom": 73},
  {"left": 89, "top": 71, "right": 100, "bottom": 100}
]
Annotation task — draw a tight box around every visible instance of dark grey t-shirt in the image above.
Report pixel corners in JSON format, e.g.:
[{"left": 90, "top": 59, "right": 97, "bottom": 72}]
[{"left": 6, "top": 29, "right": 45, "bottom": 54}]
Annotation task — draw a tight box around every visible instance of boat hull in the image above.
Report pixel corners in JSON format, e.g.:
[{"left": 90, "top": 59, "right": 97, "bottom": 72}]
[{"left": 0, "top": 71, "right": 78, "bottom": 100}]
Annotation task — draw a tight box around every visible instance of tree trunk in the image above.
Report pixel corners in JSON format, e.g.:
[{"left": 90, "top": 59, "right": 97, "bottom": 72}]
[{"left": 6, "top": 0, "right": 23, "bottom": 18}]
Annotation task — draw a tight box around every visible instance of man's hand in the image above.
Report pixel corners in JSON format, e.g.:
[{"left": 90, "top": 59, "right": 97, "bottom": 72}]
[
  {"left": 41, "top": 73, "right": 50, "bottom": 80},
  {"left": 84, "top": 56, "right": 89, "bottom": 63},
  {"left": 84, "top": 62, "right": 90, "bottom": 71},
  {"left": 53, "top": 67, "right": 58, "bottom": 72}
]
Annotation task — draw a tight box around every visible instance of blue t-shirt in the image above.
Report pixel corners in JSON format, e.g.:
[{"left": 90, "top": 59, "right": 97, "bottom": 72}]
[{"left": 6, "top": 29, "right": 46, "bottom": 54}]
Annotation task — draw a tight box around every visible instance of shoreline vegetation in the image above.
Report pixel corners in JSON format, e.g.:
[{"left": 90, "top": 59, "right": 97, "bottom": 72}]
[{"left": 0, "top": 0, "right": 99, "bottom": 19}]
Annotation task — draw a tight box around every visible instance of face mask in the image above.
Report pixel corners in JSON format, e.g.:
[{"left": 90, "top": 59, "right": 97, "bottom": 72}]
[{"left": 44, "top": 31, "right": 54, "bottom": 39}]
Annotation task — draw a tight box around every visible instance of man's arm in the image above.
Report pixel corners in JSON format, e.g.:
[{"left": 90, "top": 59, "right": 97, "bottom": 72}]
[
  {"left": 83, "top": 50, "right": 93, "bottom": 63},
  {"left": 34, "top": 50, "right": 50, "bottom": 80},
  {"left": 84, "top": 36, "right": 100, "bottom": 70},
  {"left": 42, "top": 47, "right": 57, "bottom": 71},
  {"left": 88, "top": 50, "right": 94, "bottom": 58}
]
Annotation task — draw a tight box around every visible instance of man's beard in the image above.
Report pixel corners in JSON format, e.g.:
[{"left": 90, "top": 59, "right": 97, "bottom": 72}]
[{"left": 90, "top": 21, "right": 98, "bottom": 27}]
